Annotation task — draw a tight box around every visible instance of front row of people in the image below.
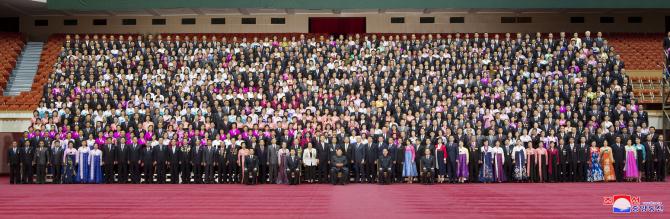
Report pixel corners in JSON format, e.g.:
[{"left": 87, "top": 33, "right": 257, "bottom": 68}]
[{"left": 7, "top": 136, "right": 667, "bottom": 185}]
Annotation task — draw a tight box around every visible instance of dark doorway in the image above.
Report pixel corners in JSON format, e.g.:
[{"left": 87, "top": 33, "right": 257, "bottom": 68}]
[
  {"left": 0, "top": 17, "right": 19, "bottom": 32},
  {"left": 309, "top": 17, "right": 366, "bottom": 35}
]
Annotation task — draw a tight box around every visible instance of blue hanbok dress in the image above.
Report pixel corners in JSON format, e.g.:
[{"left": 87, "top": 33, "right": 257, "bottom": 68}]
[
  {"left": 89, "top": 149, "right": 103, "bottom": 184},
  {"left": 76, "top": 147, "right": 90, "bottom": 183},
  {"left": 402, "top": 146, "right": 417, "bottom": 177},
  {"left": 587, "top": 149, "right": 604, "bottom": 182},
  {"left": 479, "top": 146, "right": 494, "bottom": 182},
  {"left": 513, "top": 147, "right": 527, "bottom": 181}
]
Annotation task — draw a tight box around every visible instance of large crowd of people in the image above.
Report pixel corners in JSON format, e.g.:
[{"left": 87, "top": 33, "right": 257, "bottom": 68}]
[{"left": 6, "top": 31, "right": 669, "bottom": 185}]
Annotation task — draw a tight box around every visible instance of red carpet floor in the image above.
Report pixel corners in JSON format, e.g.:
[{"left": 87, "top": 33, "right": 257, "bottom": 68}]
[{"left": 0, "top": 177, "right": 668, "bottom": 218}]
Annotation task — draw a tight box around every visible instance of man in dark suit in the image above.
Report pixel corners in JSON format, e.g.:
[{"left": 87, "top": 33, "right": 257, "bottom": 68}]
[
  {"left": 226, "top": 143, "right": 239, "bottom": 183},
  {"left": 244, "top": 148, "right": 260, "bottom": 185},
  {"left": 180, "top": 142, "right": 192, "bottom": 184},
  {"left": 286, "top": 149, "right": 301, "bottom": 185},
  {"left": 49, "top": 141, "right": 65, "bottom": 184},
  {"left": 446, "top": 137, "right": 459, "bottom": 183},
  {"left": 503, "top": 140, "right": 514, "bottom": 181},
  {"left": 20, "top": 141, "right": 34, "bottom": 184},
  {"left": 154, "top": 142, "right": 168, "bottom": 184},
  {"left": 216, "top": 145, "right": 227, "bottom": 183},
  {"left": 385, "top": 138, "right": 398, "bottom": 182},
  {"left": 116, "top": 139, "right": 130, "bottom": 183},
  {"left": 642, "top": 136, "right": 655, "bottom": 181},
  {"left": 203, "top": 141, "right": 217, "bottom": 184},
  {"left": 468, "top": 137, "right": 480, "bottom": 183},
  {"left": 255, "top": 140, "right": 268, "bottom": 183},
  {"left": 420, "top": 148, "right": 435, "bottom": 184},
  {"left": 557, "top": 139, "right": 569, "bottom": 182},
  {"left": 566, "top": 138, "right": 578, "bottom": 182},
  {"left": 364, "top": 136, "right": 378, "bottom": 183},
  {"left": 654, "top": 135, "right": 667, "bottom": 181},
  {"left": 102, "top": 138, "right": 116, "bottom": 183},
  {"left": 578, "top": 137, "right": 589, "bottom": 182},
  {"left": 377, "top": 148, "right": 393, "bottom": 184},
  {"left": 611, "top": 136, "right": 625, "bottom": 182},
  {"left": 191, "top": 145, "right": 204, "bottom": 184},
  {"left": 341, "top": 137, "right": 354, "bottom": 174},
  {"left": 168, "top": 141, "right": 181, "bottom": 184},
  {"left": 7, "top": 141, "right": 21, "bottom": 184},
  {"left": 141, "top": 145, "right": 154, "bottom": 184},
  {"left": 353, "top": 139, "right": 366, "bottom": 183},
  {"left": 33, "top": 141, "right": 49, "bottom": 184},
  {"left": 331, "top": 148, "right": 349, "bottom": 185},
  {"left": 316, "top": 136, "right": 330, "bottom": 183},
  {"left": 129, "top": 138, "right": 142, "bottom": 183}
]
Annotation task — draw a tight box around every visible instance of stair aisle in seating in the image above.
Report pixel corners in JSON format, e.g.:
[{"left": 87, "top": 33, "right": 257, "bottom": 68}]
[{"left": 4, "top": 42, "right": 44, "bottom": 96}]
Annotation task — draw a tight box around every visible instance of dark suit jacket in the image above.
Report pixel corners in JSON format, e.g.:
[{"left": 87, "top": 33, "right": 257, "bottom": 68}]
[
  {"left": 317, "top": 143, "right": 330, "bottom": 164},
  {"left": 141, "top": 147, "right": 153, "bottom": 164},
  {"left": 578, "top": 144, "right": 589, "bottom": 163},
  {"left": 203, "top": 147, "right": 216, "bottom": 164},
  {"left": 420, "top": 155, "right": 435, "bottom": 169},
  {"left": 353, "top": 144, "right": 366, "bottom": 164},
  {"left": 49, "top": 146, "right": 64, "bottom": 165},
  {"left": 611, "top": 143, "right": 625, "bottom": 162},
  {"left": 129, "top": 144, "right": 142, "bottom": 163},
  {"left": 245, "top": 155, "right": 259, "bottom": 171},
  {"left": 654, "top": 142, "right": 666, "bottom": 161},
  {"left": 153, "top": 145, "right": 168, "bottom": 163},
  {"left": 116, "top": 144, "right": 130, "bottom": 163},
  {"left": 567, "top": 144, "right": 578, "bottom": 163},
  {"left": 7, "top": 147, "right": 20, "bottom": 165},
  {"left": 365, "top": 144, "right": 378, "bottom": 163},
  {"left": 446, "top": 143, "right": 458, "bottom": 162},
  {"left": 102, "top": 144, "right": 116, "bottom": 163},
  {"left": 168, "top": 147, "right": 180, "bottom": 164},
  {"left": 20, "top": 147, "right": 34, "bottom": 165},
  {"left": 395, "top": 145, "right": 405, "bottom": 165},
  {"left": 256, "top": 147, "right": 268, "bottom": 165},
  {"left": 191, "top": 146, "right": 204, "bottom": 164},
  {"left": 286, "top": 156, "right": 301, "bottom": 170},
  {"left": 378, "top": 155, "right": 393, "bottom": 169}
]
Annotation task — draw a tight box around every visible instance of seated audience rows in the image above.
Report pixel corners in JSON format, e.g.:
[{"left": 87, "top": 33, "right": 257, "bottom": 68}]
[{"left": 7, "top": 31, "right": 668, "bottom": 185}]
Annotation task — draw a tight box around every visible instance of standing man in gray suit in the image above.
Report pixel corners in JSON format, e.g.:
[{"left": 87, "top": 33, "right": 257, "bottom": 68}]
[
  {"left": 49, "top": 140, "right": 65, "bottom": 184},
  {"left": 267, "top": 138, "right": 280, "bottom": 183},
  {"left": 203, "top": 140, "right": 217, "bottom": 184},
  {"left": 34, "top": 141, "right": 49, "bottom": 184}
]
